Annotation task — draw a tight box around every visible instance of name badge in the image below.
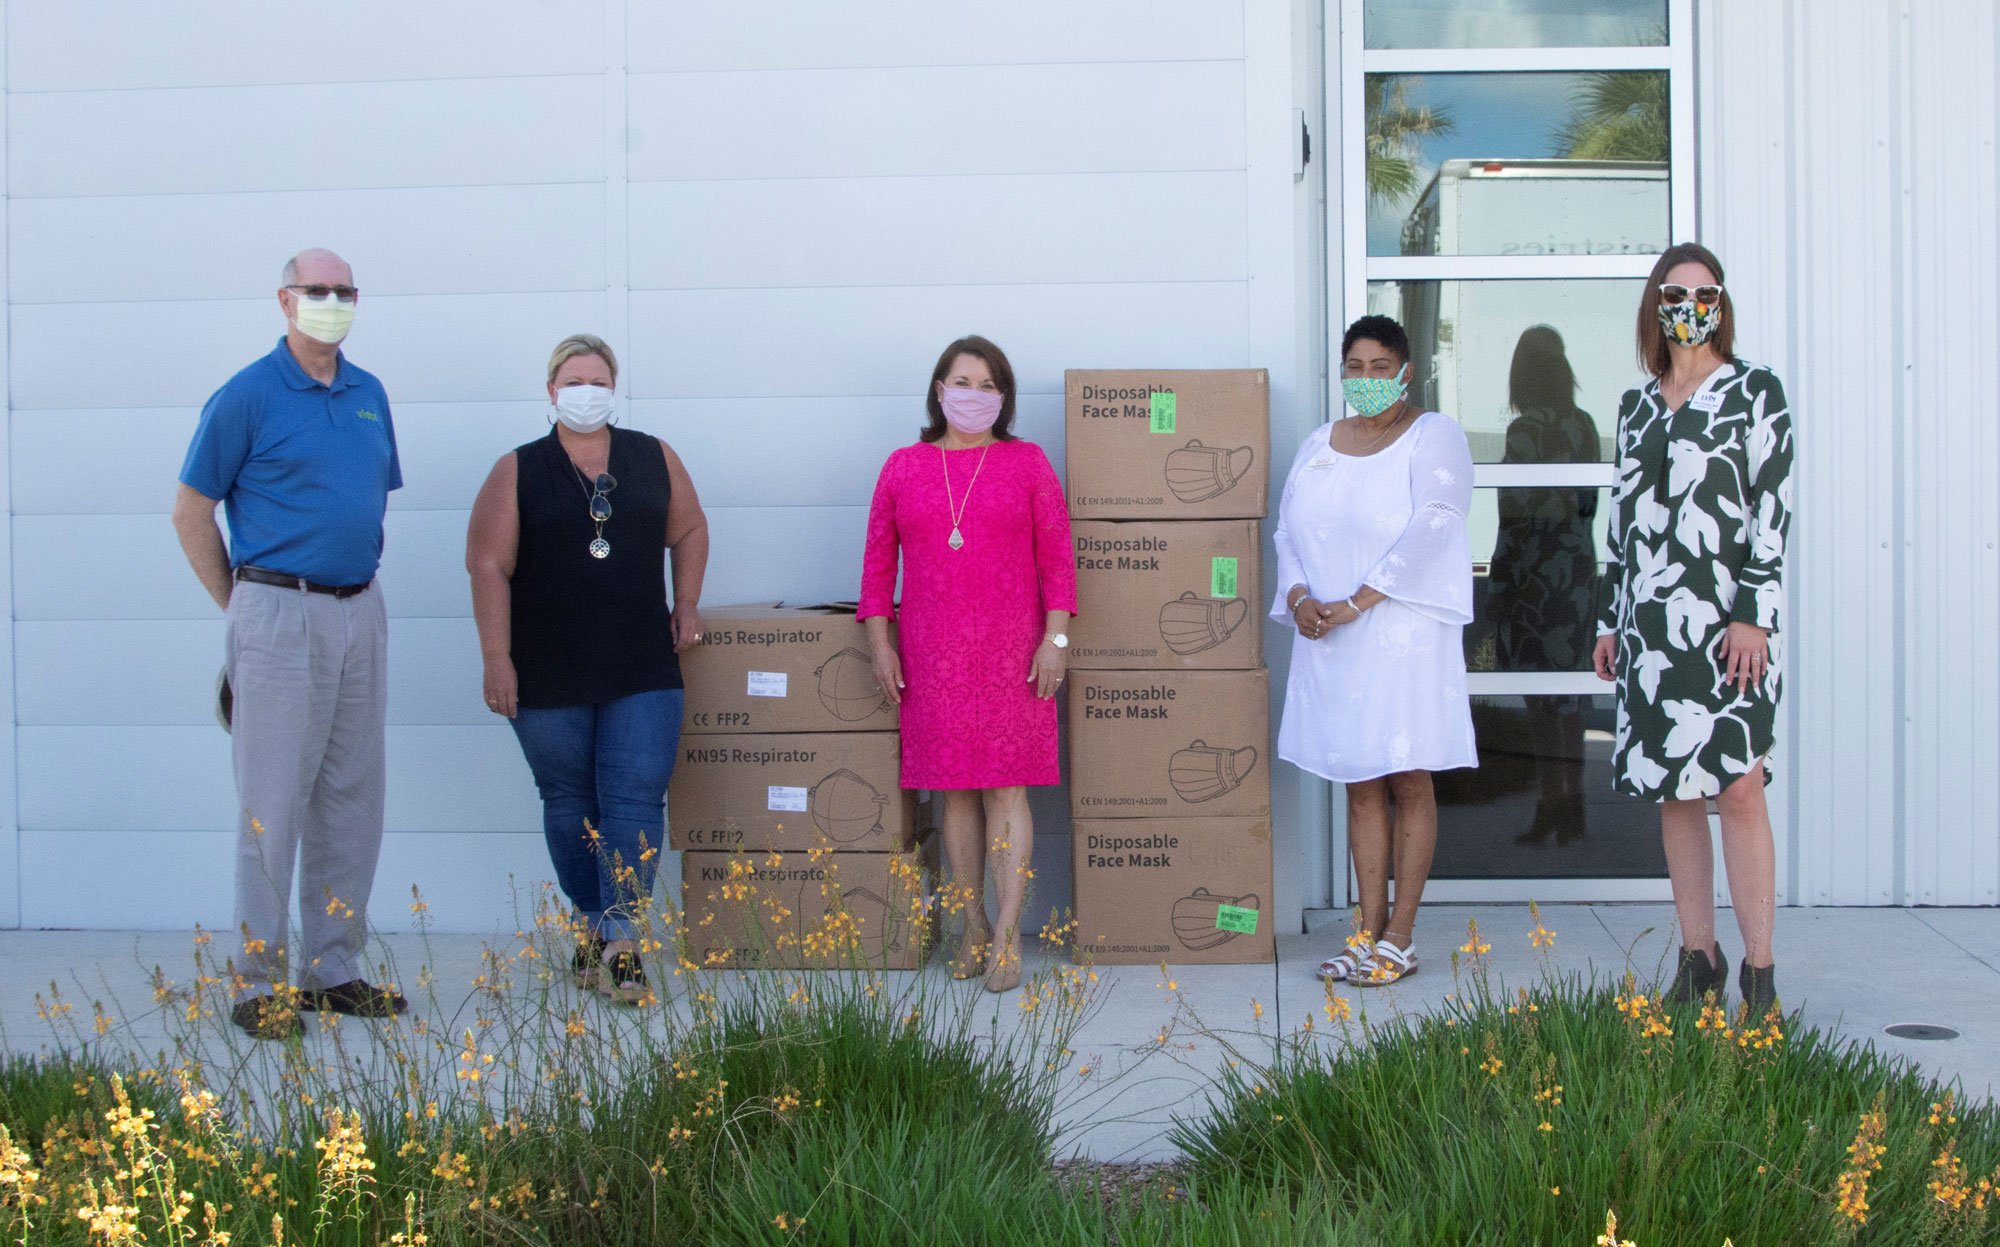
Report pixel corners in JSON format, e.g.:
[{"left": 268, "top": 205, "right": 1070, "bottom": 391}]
[
  {"left": 1306, "top": 455, "right": 1339, "bottom": 471},
  {"left": 1690, "top": 390, "right": 1724, "bottom": 413}
]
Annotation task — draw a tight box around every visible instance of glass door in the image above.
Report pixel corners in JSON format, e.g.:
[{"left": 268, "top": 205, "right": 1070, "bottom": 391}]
[{"left": 1332, "top": 0, "right": 1694, "bottom": 901}]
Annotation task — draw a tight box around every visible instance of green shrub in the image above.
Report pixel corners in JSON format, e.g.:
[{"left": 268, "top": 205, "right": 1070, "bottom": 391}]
[{"left": 1177, "top": 965, "right": 2000, "bottom": 1244}]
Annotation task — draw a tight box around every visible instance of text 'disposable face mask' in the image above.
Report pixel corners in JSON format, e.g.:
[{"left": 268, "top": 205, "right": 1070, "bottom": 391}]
[
  {"left": 1658, "top": 297, "right": 1723, "bottom": 347},
  {"left": 292, "top": 293, "right": 355, "bottom": 345},
  {"left": 1341, "top": 363, "right": 1408, "bottom": 419},
  {"left": 553, "top": 384, "right": 617, "bottom": 433}
]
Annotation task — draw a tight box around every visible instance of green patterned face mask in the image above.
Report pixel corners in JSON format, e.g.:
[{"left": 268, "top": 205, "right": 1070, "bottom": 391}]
[{"left": 1342, "top": 363, "right": 1408, "bottom": 418}]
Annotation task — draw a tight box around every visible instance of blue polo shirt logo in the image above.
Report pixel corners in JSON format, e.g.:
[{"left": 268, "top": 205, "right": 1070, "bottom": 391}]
[{"left": 178, "top": 338, "right": 404, "bottom": 585}]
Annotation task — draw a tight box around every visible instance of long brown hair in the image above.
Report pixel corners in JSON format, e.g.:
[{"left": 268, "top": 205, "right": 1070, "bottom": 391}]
[
  {"left": 1636, "top": 242, "right": 1736, "bottom": 377},
  {"left": 921, "top": 335, "right": 1019, "bottom": 443}
]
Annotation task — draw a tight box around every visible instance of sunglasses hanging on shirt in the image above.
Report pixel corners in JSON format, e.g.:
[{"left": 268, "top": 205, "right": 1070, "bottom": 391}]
[{"left": 572, "top": 466, "right": 617, "bottom": 558}]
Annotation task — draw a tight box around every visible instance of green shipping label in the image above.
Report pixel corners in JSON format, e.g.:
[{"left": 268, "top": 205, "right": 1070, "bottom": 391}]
[
  {"left": 1149, "top": 391, "right": 1177, "bottom": 433},
  {"left": 1210, "top": 557, "right": 1238, "bottom": 599},
  {"left": 1214, "top": 904, "right": 1259, "bottom": 934}
]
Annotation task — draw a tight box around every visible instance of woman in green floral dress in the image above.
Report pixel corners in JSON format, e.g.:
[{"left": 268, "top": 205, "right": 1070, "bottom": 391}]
[{"left": 1593, "top": 243, "right": 1793, "bottom": 1020}]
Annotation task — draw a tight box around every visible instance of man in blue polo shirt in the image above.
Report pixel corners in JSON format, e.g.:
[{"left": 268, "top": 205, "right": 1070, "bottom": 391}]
[{"left": 173, "top": 247, "right": 406, "bottom": 1040}]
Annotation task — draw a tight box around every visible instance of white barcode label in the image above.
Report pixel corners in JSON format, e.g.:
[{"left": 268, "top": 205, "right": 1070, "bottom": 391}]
[
  {"left": 746, "top": 671, "right": 788, "bottom": 698},
  {"left": 767, "top": 786, "right": 809, "bottom": 812}
]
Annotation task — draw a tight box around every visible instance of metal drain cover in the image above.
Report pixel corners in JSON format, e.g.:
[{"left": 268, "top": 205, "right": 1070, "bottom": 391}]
[{"left": 1884, "top": 1023, "right": 1960, "bottom": 1041}]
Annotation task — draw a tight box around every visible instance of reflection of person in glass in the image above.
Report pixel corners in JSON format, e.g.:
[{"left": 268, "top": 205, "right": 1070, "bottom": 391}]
[
  {"left": 1274, "top": 315, "right": 1477, "bottom": 988},
  {"left": 1594, "top": 243, "right": 1793, "bottom": 1020},
  {"left": 1487, "top": 326, "right": 1598, "bottom": 846}
]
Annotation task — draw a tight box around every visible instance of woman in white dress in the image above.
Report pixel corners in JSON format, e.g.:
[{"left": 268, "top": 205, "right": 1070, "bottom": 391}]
[{"left": 1273, "top": 315, "right": 1478, "bottom": 986}]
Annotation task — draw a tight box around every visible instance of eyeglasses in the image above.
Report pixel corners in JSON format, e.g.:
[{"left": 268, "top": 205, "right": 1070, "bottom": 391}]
[
  {"left": 1659, "top": 283, "right": 1723, "bottom": 305},
  {"left": 587, "top": 472, "right": 616, "bottom": 521},
  {"left": 287, "top": 284, "right": 360, "bottom": 302}
]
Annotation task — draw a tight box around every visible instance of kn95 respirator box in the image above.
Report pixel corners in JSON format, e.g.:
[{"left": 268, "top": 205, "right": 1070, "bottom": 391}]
[
  {"left": 1065, "top": 667, "right": 1270, "bottom": 819},
  {"left": 680, "top": 836, "right": 935, "bottom": 971},
  {"left": 1069, "top": 519, "right": 1263, "bottom": 671},
  {"left": 668, "top": 732, "right": 915, "bottom": 853},
  {"left": 1065, "top": 369, "right": 1270, "bottom": 520},
  {"left": 678, "top": 605, "right": 895, "bottom": 735},
  {"left": 1070, "top": 817, "right": 1275, "bottom": 965}
]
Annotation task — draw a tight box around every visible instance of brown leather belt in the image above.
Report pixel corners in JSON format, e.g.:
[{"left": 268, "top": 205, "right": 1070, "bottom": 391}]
[{"left": 234, "top": 565, "right": 373, "bottom": 599}]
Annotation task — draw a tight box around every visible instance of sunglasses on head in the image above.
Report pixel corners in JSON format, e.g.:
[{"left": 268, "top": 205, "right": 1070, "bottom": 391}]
[
  {"left": 287, "top": 284, "right": 359, "bottom": 302},
  {"left": 1659, "top": 283, "right": 1723, "bottom": 305}
]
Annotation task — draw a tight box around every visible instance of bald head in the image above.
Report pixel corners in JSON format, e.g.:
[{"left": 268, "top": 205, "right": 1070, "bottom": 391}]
[{"left": 280, "top": 248, "right": 352, "bottom": 288}]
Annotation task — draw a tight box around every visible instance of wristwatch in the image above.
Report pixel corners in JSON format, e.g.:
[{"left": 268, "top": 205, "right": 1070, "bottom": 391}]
[{"left": 1047, "top": 633, "right": 1069, "bottom": 649}]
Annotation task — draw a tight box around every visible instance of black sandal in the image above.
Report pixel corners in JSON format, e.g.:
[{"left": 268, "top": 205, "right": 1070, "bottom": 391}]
[
  {"left": 573, "top": 933, "right": 608, "bottom": 988},
  {"left": 598, "top": 950, "right": 648, "bottom": 1004}
]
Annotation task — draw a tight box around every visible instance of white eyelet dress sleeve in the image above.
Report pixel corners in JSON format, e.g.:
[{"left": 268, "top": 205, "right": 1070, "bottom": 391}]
[{"left": 1272, "top": 413, "right": 1479, "bottom": 783}]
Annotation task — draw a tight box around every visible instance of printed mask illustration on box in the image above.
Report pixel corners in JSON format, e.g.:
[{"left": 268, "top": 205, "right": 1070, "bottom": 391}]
[
  {"left": 795, "top": 881, "right": 921, "bottom": 957},
  {"left": 815, "top": 647, "right": 889, "bottom": 721},
  {"left": 809, "top": 768, "right": 890, "bottom": 843},
  {"left": 1157, "top": 591, "right": 1251, "bottom": 655},
  {"left": 1168, "top": 740, "right": 1260, "bottom": 803},
  {"left": 1164, "top": 440, "right": 1256, "bottom": 503},
  {"left": 1172, "top": 887, "right": 1260, "bottom": 951}
]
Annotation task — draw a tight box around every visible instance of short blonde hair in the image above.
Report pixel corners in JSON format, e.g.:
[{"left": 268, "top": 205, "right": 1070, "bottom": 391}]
[{"left": 546, "top": 334, "right": 619, "bottom": 385}]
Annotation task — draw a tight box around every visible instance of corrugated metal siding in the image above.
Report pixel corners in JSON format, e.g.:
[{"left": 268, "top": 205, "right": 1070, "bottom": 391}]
[
  {"left": 1704, "top": 0, "right": 2000, "bottom": 906},
  {"left": 1, "top": 0, "right": 1309, "bottom": 931}
]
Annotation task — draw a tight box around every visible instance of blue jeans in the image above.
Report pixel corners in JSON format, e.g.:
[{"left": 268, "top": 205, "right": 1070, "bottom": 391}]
[{"left": 509, "top": 688, "right": 683, "bottom": 941}]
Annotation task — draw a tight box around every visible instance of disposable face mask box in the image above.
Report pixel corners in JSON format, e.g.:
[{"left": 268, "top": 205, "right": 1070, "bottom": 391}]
[
  {"left": 680, "top": 605, "right": 895, "bottom": 734},
  {"left": 1070, "top": 818, "right": 1275, "bottom": 965},
  {"left": 1070, "top": 520, "right": 1263, "bottom": 670},
  {"left": 680, "top": 841, "right": 933, "bottom": 971},
  {"left": 1067, "top": 668, "right": 1270, "bottom": 819},
  {"left": 668, "top": 732, "right": 914, "bottom": 852},
  {"left": 1065, "top": 370, "right": 1270, "bottom": 520}
]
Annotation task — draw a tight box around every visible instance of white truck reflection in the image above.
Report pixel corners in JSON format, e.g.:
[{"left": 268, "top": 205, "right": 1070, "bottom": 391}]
[{"left": 1391, "top": 157, "right": 1669, "bottom": 463}]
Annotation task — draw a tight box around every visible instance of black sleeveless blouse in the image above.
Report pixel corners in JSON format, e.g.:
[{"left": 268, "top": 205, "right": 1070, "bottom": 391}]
[{"left": 510, "top": 425, "right": 682, "bottom": 708}]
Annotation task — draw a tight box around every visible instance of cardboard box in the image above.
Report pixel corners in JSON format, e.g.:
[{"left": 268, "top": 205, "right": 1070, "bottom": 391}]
[
  {"left": 1065, "top": 370, "right": 1270, "bottom": 520},
  {"left": 1070, "top": 818, "right": 1275, "bottom": 965},
  {"left": 680, "top": 843, "right": 932, "bottom": 970},
  {"left": 1070, "top": 520, "right": 1263, "bottom": 670},
  {"left": 680, "top": 606, "right": 896, "bottom": 735},
  {"left": 668, "top": 732, "right": 914, "bottom": 852},
  {"left": 1067, "top": 667, "right": 1270, "bottom": 818}
]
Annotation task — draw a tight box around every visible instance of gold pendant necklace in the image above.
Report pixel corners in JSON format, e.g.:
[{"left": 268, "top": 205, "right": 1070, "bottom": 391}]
[{"left": 940, "top": 443, "right": 991, "bottom": 551}]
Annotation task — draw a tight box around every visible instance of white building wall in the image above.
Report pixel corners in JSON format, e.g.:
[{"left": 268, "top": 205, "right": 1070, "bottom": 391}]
[
  {"left": 6, "top": 0, "right": 1992, "bottom": 930},
  {"left": 1702, "top": 0, "right": 2000, "bottom": 906},
  {"left": 2, "top": 2, "right": 1311, "bottom": 931}
]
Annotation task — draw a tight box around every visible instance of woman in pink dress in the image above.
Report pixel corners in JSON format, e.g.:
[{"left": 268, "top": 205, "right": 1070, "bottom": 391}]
[{"left": 859, "top": 336, "right": 1076, "bottom": 993}]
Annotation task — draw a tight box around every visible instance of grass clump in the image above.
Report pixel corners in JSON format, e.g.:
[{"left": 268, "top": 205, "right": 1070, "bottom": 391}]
[{"left": 1177, "top": 919, "right": 2000, "bottom": 1244}]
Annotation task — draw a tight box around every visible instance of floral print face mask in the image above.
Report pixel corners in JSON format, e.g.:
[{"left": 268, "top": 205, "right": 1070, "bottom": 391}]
[
  {"left": 1657, "top": 291, "right": 1723, "bottom": 347},
  {"left": 1342, "top": 363, "right": 1408, "bottom": 418}
]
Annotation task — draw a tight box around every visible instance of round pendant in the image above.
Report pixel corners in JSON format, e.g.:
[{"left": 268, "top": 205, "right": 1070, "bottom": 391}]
[
  {"left": 589, "top": 538, "right": 610, "bottom": 559},
  {"left": 948, "top": 527, "right": 964, "bottom": 550}
]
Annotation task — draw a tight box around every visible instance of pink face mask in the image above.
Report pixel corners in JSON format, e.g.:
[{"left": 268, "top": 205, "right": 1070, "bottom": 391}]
[{"left": 938, "top": 385, "right": 1004, "bottom": 435}]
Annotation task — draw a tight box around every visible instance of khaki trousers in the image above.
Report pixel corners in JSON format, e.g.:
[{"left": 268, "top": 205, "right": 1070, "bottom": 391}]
[{"left": 225, "top": 579, "right": 388, "bottom": 995}]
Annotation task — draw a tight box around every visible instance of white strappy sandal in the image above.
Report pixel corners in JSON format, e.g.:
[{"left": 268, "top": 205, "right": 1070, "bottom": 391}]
[
  {"left": 1317, "top": 938, "right": 1376, "bottom": 982},
  {"left": 1358, "top": 936, "right": 1418, "bottom": 986}
]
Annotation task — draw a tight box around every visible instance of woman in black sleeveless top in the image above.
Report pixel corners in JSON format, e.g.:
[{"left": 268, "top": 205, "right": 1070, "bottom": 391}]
[{"left": 466, "top": 335, "right": 709, "bottom": 1003}]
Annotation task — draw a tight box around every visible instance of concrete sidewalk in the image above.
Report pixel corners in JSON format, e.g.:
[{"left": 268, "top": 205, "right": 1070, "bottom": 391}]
[{"left": 3, "top": 905, "right": 1994, "bottom": 1162}]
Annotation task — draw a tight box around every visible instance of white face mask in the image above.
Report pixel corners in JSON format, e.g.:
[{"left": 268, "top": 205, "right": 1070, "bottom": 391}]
[
  {"left": 552, "top": 384, "right": 616, "bottom": 433},
  {"left": 291, "top": 293, "right": 355, "bottom": 344}
]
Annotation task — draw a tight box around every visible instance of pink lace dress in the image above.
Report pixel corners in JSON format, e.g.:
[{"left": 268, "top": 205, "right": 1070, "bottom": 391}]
[{"left": 859, "top": 440, "right": 1077, "bottom": 789}]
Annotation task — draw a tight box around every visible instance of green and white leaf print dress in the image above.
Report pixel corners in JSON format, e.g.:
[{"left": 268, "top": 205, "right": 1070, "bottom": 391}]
[{"left": 1596, "top": 362, "right": 1793, "bottom": 801}]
